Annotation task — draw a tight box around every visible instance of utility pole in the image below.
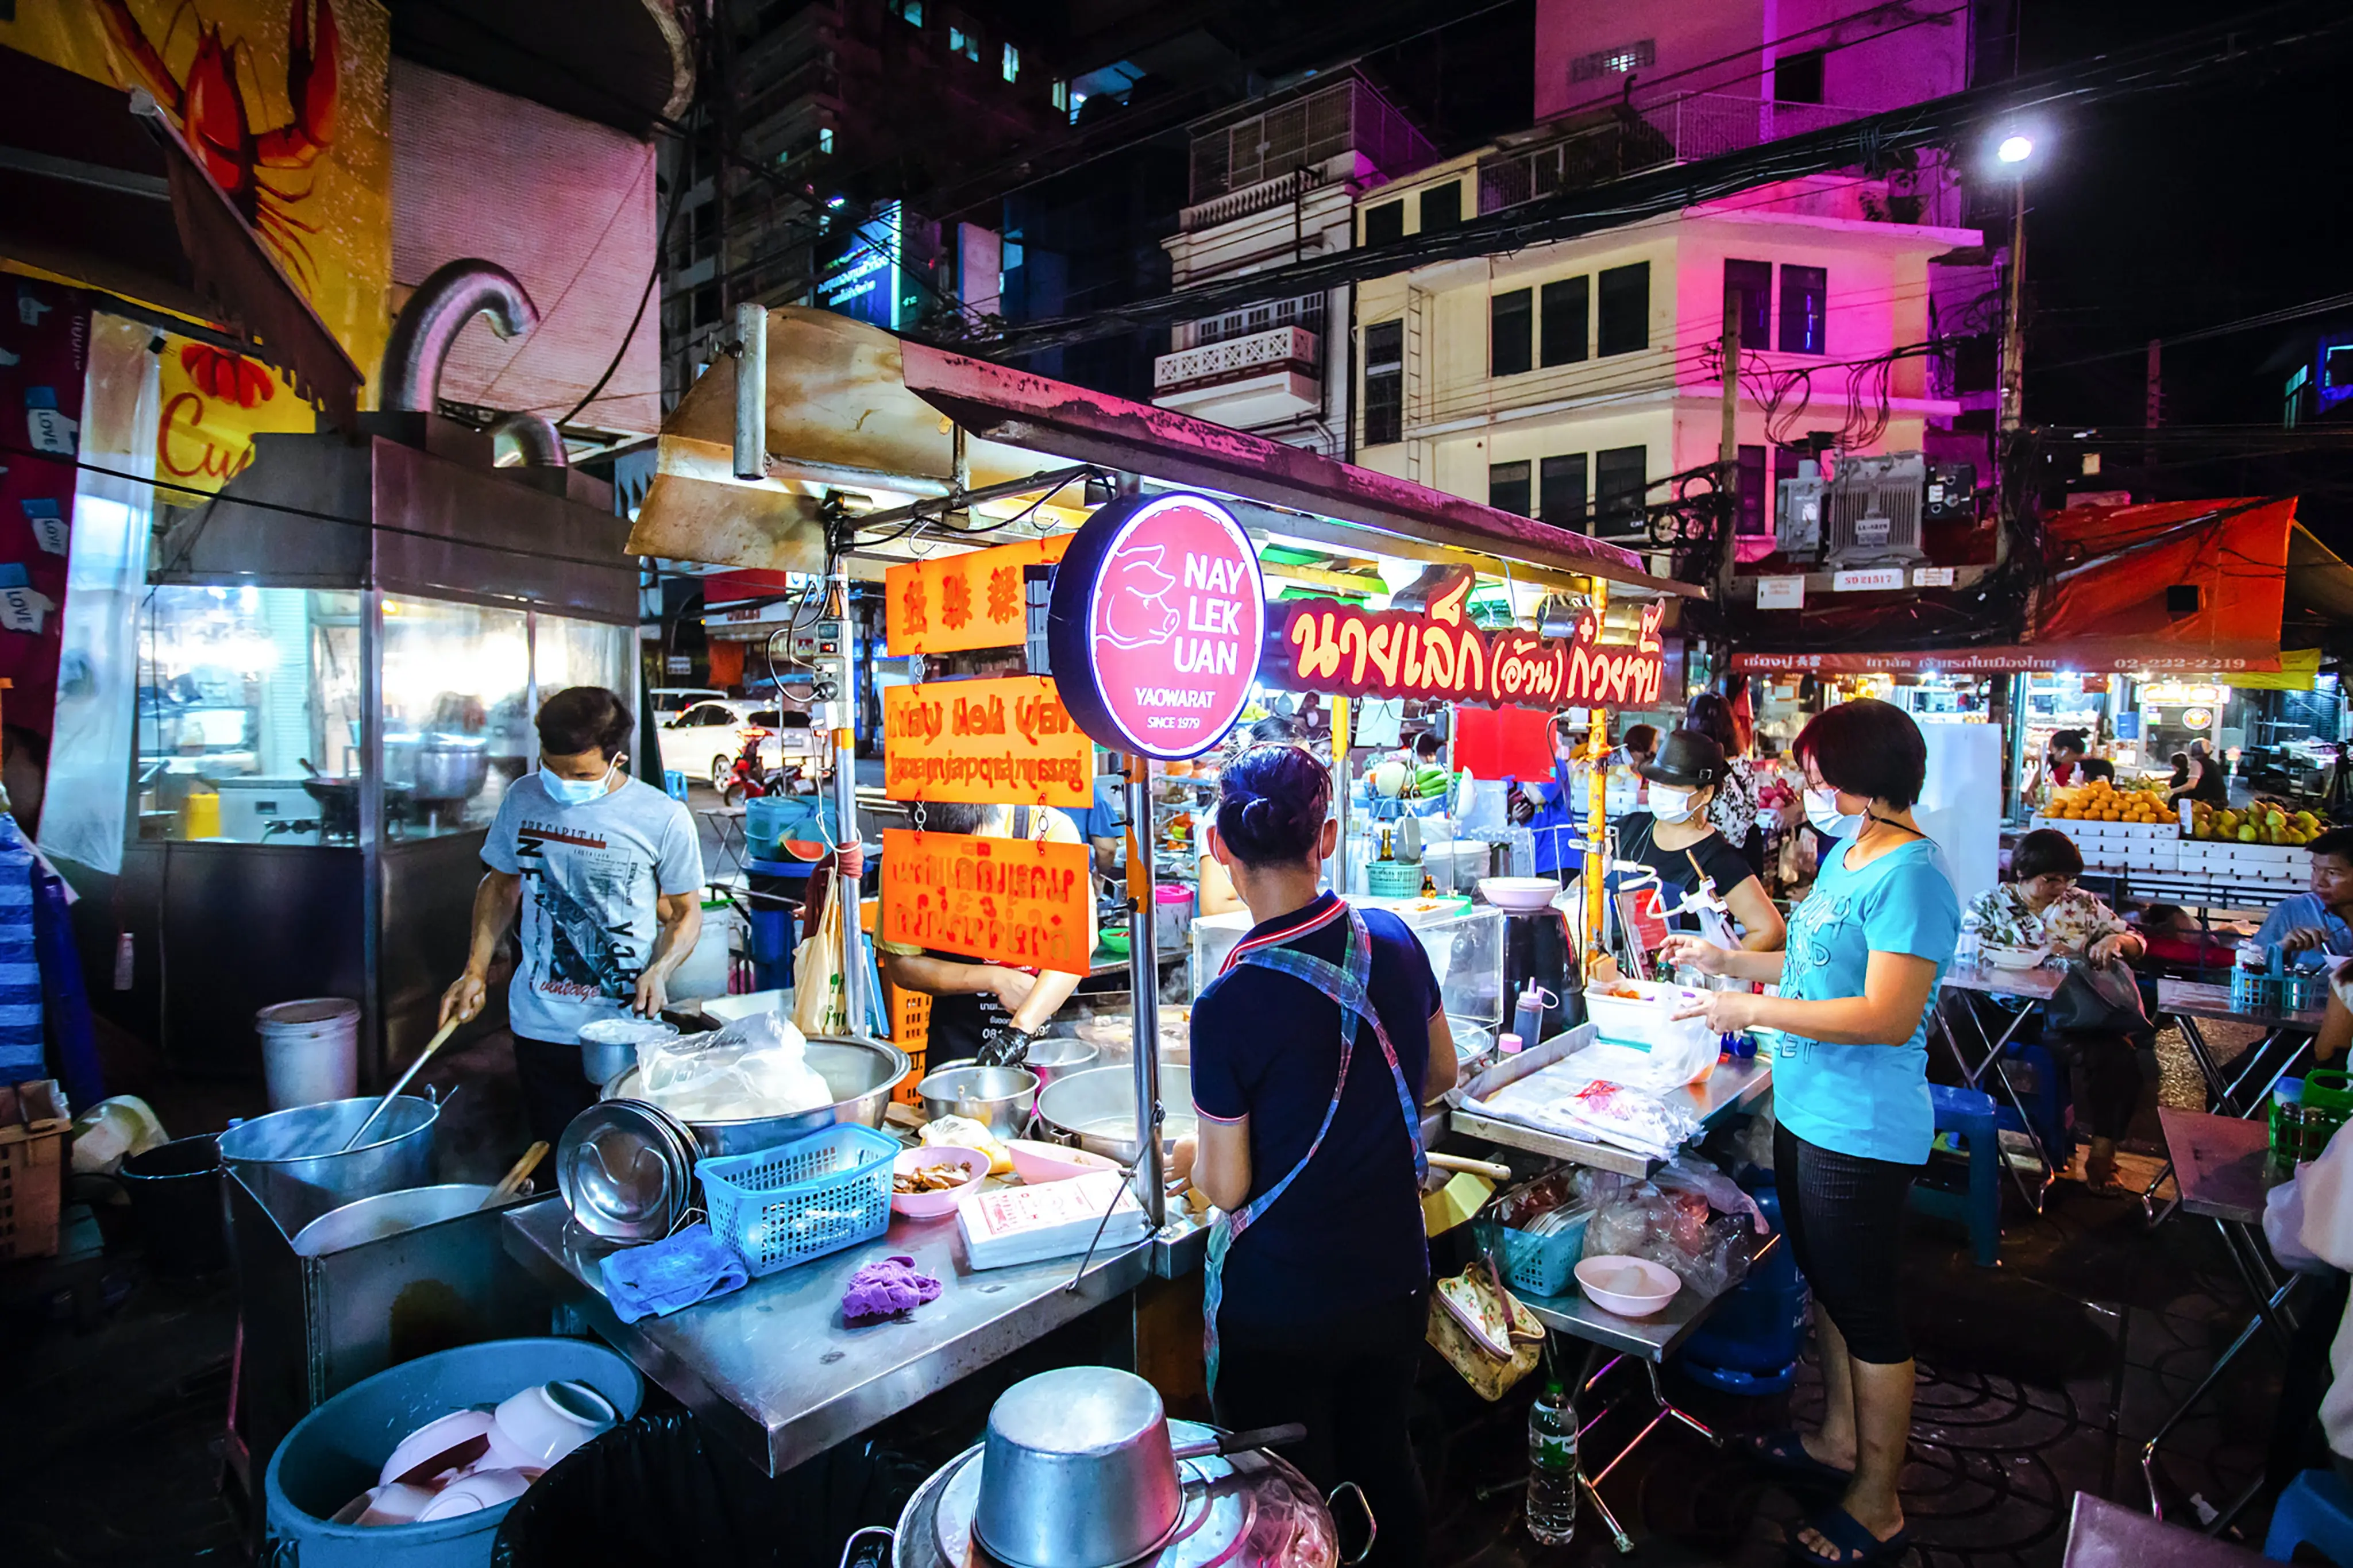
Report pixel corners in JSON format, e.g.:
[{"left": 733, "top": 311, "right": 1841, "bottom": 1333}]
[
  {"left": 1998, "top": 180, "right": 2027, "bottom": 433},
  {"left": 1715, "top": 285, "right": 1742, "bottom": 604},
  {"left": 2144, "top": 338, "right": 2162, "bottom": 476}
]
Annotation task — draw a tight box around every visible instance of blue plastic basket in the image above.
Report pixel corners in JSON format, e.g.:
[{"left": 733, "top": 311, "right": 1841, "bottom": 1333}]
[
  {"left": 1499, "top": 1209, "right": 1590, "bottom": 1298},
  {"left": 699, "top": 1124, "right": 898, "bottom": 1277}
]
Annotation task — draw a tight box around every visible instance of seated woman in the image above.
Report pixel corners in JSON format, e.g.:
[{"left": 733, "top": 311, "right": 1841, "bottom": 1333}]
[
  {"left": 1613, "top": 728, "right": 1786, "bottom": 955},
  {"left": 1962, "top": 828, "right": 2147, "bottom": 1194}
]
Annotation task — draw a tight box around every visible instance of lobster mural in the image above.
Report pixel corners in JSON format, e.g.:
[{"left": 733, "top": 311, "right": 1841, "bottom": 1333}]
[{"left": 95, "top": 0, "right": 340, "bottom": 289}]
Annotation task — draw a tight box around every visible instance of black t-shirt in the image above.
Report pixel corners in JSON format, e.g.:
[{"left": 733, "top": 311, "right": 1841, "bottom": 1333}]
[
  {"left": 1611, "top": 813, "right": 1755, "bottom": 929},
  {"left": 1191, "top": 893, "right": 1437, "bottom": 1330}
]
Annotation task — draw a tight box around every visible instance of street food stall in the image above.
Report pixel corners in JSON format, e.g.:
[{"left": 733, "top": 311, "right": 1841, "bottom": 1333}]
[{"left": 481, "top": 307, "right": 1796, "bottom": 1495}]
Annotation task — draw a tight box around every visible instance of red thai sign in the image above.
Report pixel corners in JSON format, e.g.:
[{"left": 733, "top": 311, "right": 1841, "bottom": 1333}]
[
  {"left": 880, "top": 829, "right": 1094, "bottom": 975},
  {"left": 1046, "top": 493, "right": 1266, "bottom": 760},
  {"left": 1263, "top": 571, "right": 1667, "bottom": 708}
]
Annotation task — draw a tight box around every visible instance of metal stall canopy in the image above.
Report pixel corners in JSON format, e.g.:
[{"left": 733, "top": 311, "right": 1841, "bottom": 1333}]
[
  {"left": 1730, "top": 497, "right": 2313, "bottom": 675},
  {"left": 625, "top": 308, "right": 1702, "bottom": 601}
]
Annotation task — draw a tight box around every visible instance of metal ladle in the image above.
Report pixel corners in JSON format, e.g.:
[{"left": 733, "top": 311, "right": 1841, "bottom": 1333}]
[{"left": 338, "top": 1017, "right": 460, "bottom": 1153}]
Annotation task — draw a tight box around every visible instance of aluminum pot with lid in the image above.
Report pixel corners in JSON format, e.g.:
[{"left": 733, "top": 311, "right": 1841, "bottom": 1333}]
[
  {"left": 844, "top": 1366, "right": 1370, "bottom": 1568},
  {"left": 218, "top": 1094, "right": 440, "bottom": 1238}
]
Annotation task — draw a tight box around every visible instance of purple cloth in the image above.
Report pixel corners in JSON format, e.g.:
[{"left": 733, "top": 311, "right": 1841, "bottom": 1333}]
[{"left": 842, "top": 1253, "right": 942, "bottom": 1320}]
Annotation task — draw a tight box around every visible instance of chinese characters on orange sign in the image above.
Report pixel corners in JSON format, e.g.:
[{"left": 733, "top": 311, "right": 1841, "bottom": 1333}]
[
  {"left": 880, "top": 829, "right": 1093, "bottom": 975},
  {"left": 882, "top": 677, "right": 1092, "bottom": 807},
  {"left": 1264, "top": 571, "right": 1666, "bottom": 708},
  {"left": 884, "top": 534, "right": 1070, "bottom": 655}
]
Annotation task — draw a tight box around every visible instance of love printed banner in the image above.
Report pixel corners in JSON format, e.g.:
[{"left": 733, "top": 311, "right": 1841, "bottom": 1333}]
[{"left": 880, "top": 829, "right": 1093, "bottom": 975}]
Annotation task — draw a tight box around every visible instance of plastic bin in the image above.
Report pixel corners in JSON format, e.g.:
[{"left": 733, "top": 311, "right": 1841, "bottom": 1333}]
[
  {"left": 1677, "top": 1183, "right": 1808, "bottom": 1393},
  {"left": 700, "top": 1124, "right": 897, "bottom": 1277},
  {"left": 1499, "top": 1208, "right": 1590, "bottom": 1297},
  {"left": 264, "top": 1337, "right": 642, "bottom": 1567}
]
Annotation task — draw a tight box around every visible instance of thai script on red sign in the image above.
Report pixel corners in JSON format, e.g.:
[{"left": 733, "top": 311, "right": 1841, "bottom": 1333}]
[{"left": 1262, "top": 570, "right": 1666, "bottom": 708}]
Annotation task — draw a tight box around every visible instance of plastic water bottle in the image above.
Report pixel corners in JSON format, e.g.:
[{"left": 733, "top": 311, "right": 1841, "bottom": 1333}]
[{"left": 1525, "top": 1379, "right": 1578, "bottom": 1546}]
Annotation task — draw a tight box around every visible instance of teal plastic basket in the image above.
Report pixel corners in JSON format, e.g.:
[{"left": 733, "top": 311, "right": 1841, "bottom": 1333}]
[
  {"left": 700, "top": 1124, "right": 898, "bottom": 1277},
  {"left": 1499, "top": 1210, "right": 1591, "bottom": 1297}
]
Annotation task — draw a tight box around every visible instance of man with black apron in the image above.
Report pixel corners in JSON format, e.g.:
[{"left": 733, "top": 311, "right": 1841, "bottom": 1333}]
[{"left": 875, "top": 801, "right": 1094, "bottom": 1063}]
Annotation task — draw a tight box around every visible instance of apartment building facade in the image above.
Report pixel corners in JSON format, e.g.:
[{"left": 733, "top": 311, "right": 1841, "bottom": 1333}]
[{"left": 1150, "top": 73, "right": 1434, "bottom": 459}]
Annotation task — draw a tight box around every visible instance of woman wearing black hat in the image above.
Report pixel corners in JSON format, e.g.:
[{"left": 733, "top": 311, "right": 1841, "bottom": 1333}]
[{"left": 1614, "top": 728, "right": 1785, "bottom": 953}]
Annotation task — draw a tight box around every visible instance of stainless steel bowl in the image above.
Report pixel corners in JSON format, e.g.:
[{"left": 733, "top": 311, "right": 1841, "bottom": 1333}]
[
  {"left": 974, "top": 1368, "right": 1182, "bottom": 1568},
  {"left": 288, "top": 1183, "right": 502, "bottom": 1257},
  {"left": 1033, "top": 1066, "right": 1195, "bottom": 1165},
  {"left": 600, "top": 1033, "right": 910, "bottom": 1157},
  {"left": 917, "top": 1061, "right": 1039, "bottom": 1137},
  {"left": 217, "top": 1095, "right": 440, "bottom": 1239},
  {"left": 1017, "top": 1036, "right": 1100, "bottom": 1088},
  {"left": 557, "top": 1100, "right": 696, "bottom": 1242},
  {"left": 577, "top": 1016, "right": 680, "bottom": 1086}
]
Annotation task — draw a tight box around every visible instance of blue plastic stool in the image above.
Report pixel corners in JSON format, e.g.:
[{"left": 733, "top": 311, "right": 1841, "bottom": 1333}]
[
  {"left": 1912, "top": 1084, "right": 2001, "bottom": 1266},
  {"left": 2265, "top": 1469, "right": 2353, "bottom": 1563},
  {"left": 1995, "top": 1039, "right": 2072, "bottom": 1174}
]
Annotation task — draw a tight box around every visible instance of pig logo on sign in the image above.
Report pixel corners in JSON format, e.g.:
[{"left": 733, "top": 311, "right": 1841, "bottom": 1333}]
[{"left": 1098, "top": 544, "right": 1179, "bottom": 649}]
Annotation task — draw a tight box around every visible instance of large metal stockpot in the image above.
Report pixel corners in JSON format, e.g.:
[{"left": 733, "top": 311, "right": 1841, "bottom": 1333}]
[
  {"left": 847, "top": 1367, "right": 1367, "bottom": 1568},
  {"left": 218, "top": 1094, "right": 441, "bottom": 1237},
  {"left": 1035, "top": 1067, "right": 1195, "bottom": 1166}
]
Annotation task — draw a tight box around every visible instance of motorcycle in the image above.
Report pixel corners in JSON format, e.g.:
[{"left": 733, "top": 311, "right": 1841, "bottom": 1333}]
[{"left": 719, "top": 729, "right": 781, "bottom": 806}]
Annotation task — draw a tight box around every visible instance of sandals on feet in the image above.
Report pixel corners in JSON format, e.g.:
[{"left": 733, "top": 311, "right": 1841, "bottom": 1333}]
[
  {"left": 1738, "top": 1430, "right": 1854, "bottom": 1489},
  {"left": 1785, "top": 1504, "right": 1910, "bottom": 1567}
]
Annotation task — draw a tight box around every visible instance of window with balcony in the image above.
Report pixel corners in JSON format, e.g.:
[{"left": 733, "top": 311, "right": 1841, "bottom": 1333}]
[
  {"left": 1596, "top": 262, "right": 1650, "bottom": 357},
  {"left": 1725, "top": 259, "right": 1772, "bottom": 347},
  {"left": 1779, "top": 265, "right": 1827, "bottom": 354},
  {"left": 1364, "top": 320, "right": 1404, "bottom": 446},
  {"left": 1492, "top": 289, "right": 1533, "bottom": 378},
  {"left": 1490, "top": 461, "right": 1532, "bottom": 516},
  {"left": 1364, "top": 199, "right": 1405, "bottom": 246},
  {"left": 819, "top": 126, "right": 835, "bottom": 153},
  {"left": 948, "top": 20, "right": 981, "bottom": 62},
  {"left": 1003, "top": 44, "right": 1020, "bottom": 82},
  {"left": 1571, "top": 38, "right": 1654, "bottom": 83},
  {"left": 1540, "top": 454, "right": 1588, "bottom": 530},
  {"left": 1052, "top": 79, "right": 1068, "bottom": 110},
  {"left": 1540, "top": 276, "right": 1588, "bottom": 366},
  {"left": 1738, "top": 445, "right": 1768, "bottom": 536},
  {"left": 891, "top": 0, "right": 922, "bottom": 25},
  {"left": 1419, "top": 181, "right": 1461, "bottom": 233},
  {"left": 1595, "top": 445, "right": 1648, "bottom": 530}
]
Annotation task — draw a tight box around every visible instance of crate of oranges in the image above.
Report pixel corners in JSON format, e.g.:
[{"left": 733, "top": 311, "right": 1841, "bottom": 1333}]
[{"left": 2046, "top": 778, "right": 2172, "bottom": 825}]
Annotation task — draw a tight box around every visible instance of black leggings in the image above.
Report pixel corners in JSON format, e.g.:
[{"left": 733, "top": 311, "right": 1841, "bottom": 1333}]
[
  {"left": 2044, "top": 1029, "right": 2140, "bottom": 1142},
  {"left": 1214, "top": 1292, "right": 1428, "bottom": 1568},
  {"left": 1775, "top": 1123, "right": 1919, "bottom": 1365}
]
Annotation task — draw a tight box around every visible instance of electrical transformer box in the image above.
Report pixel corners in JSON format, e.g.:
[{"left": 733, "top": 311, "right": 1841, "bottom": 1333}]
[
  {"left": 1825, "top": 451, "right": 1928, "bottom": 567},
  {"left": 1775, "top": 459, "right": 1829, "bottom": 558}
]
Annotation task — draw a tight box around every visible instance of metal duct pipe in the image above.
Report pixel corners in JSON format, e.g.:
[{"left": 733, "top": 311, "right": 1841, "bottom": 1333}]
[
  {"left": 488, "top": 412, "right": 568, "bottom": 469},
  {"left": 733, "top": 300, "right": 767, "bottom": 480},
  {"left": 382, "top": 260, "right": 540, "bottom": 414}
]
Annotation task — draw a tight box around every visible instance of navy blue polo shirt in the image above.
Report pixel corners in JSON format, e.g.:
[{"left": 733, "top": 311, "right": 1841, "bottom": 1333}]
[{"left": 1191, "top": 893, "right": 1438, "bottom": 1329}]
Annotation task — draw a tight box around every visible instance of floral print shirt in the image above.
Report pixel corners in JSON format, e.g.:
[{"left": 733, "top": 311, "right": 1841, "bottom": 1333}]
[
  {"left": 1706, "top": 757, "right": 1764, "bottom": 847},
  {"left": 1962, "top": 882, "right": 2129, "bottom": 957}
]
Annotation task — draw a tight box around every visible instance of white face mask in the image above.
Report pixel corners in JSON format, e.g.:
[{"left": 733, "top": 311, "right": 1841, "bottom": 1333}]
[
  {"left": 543, "top": 754, "right": 622, "bottom": 806},
  {"left": 1806, "top": 785, "right": 1865, "bottom": 840},
  {"left": 1649, "top": 785, "right": 1700, "bottom": 824}
]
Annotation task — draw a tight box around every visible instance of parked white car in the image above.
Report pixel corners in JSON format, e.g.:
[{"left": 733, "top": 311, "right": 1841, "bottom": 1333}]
[
  {"left": 657, "top": 700, "right": 780, "bottom": 789},
  {"left": 649, "top": 686, "right": 726, "bottom": 724}
]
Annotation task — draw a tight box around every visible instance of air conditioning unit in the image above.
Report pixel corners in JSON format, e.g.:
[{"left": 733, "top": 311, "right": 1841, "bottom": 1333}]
[
  {"left": 1825, "top": 451, "right": 1927, "bottom": 567},
  {"left": 1775, "top": 459, "right": 1829, "bottom": 558}
]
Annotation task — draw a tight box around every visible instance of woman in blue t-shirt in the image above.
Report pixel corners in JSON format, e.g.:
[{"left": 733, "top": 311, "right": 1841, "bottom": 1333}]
[
  {"left": 1661, "top": 698, "right": 1959, "bottom": 1568},
  {"left": 1172, "top": 743, "right": 1458, "bottom": 1568}
]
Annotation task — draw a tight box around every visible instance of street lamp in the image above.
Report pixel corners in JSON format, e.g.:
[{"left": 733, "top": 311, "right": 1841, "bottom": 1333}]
[
  {"left": 1996, "top": 134, "right": 2034, "bottom": 164},
  {"left": 1991, "top": 129, "right": 2043, "bottom": 435}
]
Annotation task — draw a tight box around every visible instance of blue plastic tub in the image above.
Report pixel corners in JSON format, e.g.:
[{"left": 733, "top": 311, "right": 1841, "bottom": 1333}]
[
  {"left": 1677, "top": 1184, "right": 1808, "bottom": 1385},
  {"left": 264, "top": 1337, "right": 643, "bottom": 1567}
]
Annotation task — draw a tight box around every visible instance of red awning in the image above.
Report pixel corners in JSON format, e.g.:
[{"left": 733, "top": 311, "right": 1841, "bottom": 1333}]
[{"left": 1730, "top": 497, "right": 2299, "bottom": 675}]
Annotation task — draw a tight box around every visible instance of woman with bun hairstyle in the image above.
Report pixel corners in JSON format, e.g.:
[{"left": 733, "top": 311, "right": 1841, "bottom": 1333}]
[{"left": 1172, "top": 740, "right": 1457, "bottom": 1568}]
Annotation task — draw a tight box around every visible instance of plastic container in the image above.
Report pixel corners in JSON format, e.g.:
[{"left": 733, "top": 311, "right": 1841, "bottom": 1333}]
[
  {"left": 1677, "top": 1183, "right": 1807, "bottom": 1392},
  {"left": 745, "top": 795, "right": 836, "bottom": 863},
  {"left": 116, "top": 1133, "right": 227, "bottom": 1276},
  {"left": 263, "top": 1337, "right": 642, "bottom": 1567},
  {"left": 1499, "top": 1207, "right": 1590, "bottom": 1297},
  {"left": 1365, "top": 859, "right": 1424, "bottom": 897},
  {"left": 257, "top": 997, "right": 362, "bottom": 1110},
  {"left": 2272, "top": 1072, "right": 2352, "bottom": 1165},
  {"left": 699, "top": 1123, "right": 897, "bottom": 1276}
]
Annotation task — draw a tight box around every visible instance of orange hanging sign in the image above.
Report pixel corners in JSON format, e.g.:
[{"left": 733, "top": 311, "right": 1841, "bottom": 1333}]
[
  {"left": 885, "top": 534, "right": 1071, "bottom": 655},
  {"left": 880, "top": 829, "right": 1093, "bottom": 975},
  {"left": 882, "top": 675, "right": 1092, "bottom": 807}
]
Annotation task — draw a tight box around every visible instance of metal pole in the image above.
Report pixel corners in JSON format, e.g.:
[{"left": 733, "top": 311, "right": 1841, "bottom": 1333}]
[
  {"left": 733, "top": 301, "right": 766, "bottom": 481},
  {"left": 1125, "top": 762, "right": 1167, "bottom": 1227},
  {"left": 1330, "top": 697, "right": 1351, "bottom": 895},
  {"left": 831, "top": 559, "right": 867, "bottom": 1035},
  {"left": 1999, "top": 179, "right": 2027, "bottom": 434},
  {"left": 1715, "top": 288, "right": 1742, "bottom": 604}
]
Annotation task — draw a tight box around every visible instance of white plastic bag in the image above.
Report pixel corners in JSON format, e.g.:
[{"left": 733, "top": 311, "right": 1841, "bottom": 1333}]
[
  {"left": 634, "top": 1011, "right": 832, "bottom": 1122},
  {"left": 793, "top": 889, "right": 848, "bottom": 1037}
]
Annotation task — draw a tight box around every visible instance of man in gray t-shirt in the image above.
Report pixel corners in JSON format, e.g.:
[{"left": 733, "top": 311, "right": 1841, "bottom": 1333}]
[{"left": 440, "top": 688, "right": 704, "bottom": 1145}]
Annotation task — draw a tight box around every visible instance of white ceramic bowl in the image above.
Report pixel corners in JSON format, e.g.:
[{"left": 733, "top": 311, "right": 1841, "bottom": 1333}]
[
  {"left": 378, "top": 1408, "right": 496, "bottom": 1488},
  {"left": 701, "top": 990, "right": 788, "bottom": 1024},
  {"left": 414, "top": 1466, "right": 534, "bottom": 1522},
  {"left": 1479, "top": 876, "right": 1565, "bottom": 914},
  {"left": 1575, "top": 1254, "right": 1682, "bottom": 1318},
  {"left": 891, "top": 1145, "right": 989, "bottom": 1219},
  {"left": 491, "top": 1380, "right": 619, "bottom": 1469},
  {"left": 1004, "top": 1137, "right": 1120, "bottom": 1185},
  {"left": 334, "top": 1481, "right": 437, "bottom": 1527}
]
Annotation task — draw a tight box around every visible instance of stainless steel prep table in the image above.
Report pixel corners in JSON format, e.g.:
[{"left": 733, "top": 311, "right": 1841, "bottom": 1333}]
[
  {"left": 503, "top": 1198, "right": 1153, "bottom": 1476},
  {"left": 1448, "top": 1026, "right": 1773, "bottom": 1177}
]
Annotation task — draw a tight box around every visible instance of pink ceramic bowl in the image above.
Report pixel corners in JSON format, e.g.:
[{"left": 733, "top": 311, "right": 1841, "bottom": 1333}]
[
  {"left": 1004, "top": 1138, "right": 1119, "bottom": 1185},
  {"left": 414, "top": 1466, "right": 534, "bottom": 1521},
  {"left": 378, "top": 1409, "right": 496, "bottom": 1488},
  {"left": 891, "top": 1145, "right": 989, "bottom": 1219}
]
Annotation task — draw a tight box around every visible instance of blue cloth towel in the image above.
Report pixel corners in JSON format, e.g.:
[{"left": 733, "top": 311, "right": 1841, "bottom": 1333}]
[{"left": 599, "top": 1223, "right": 749, "bottom": 1323}]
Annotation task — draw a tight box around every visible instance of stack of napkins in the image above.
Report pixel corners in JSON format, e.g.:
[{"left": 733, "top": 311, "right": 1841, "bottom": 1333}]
[{"left": 957, "top": 1169, "right": 1148, "bottom": 1269}]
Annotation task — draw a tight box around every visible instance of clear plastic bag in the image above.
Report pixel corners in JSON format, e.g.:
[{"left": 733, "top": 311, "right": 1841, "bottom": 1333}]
[
  {"left": 634, "top": 1011, "right": 833, "bottom": 1122},
  {"left": 1578, "top": 1161, "right": 1758, "bottom": 1300}
]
